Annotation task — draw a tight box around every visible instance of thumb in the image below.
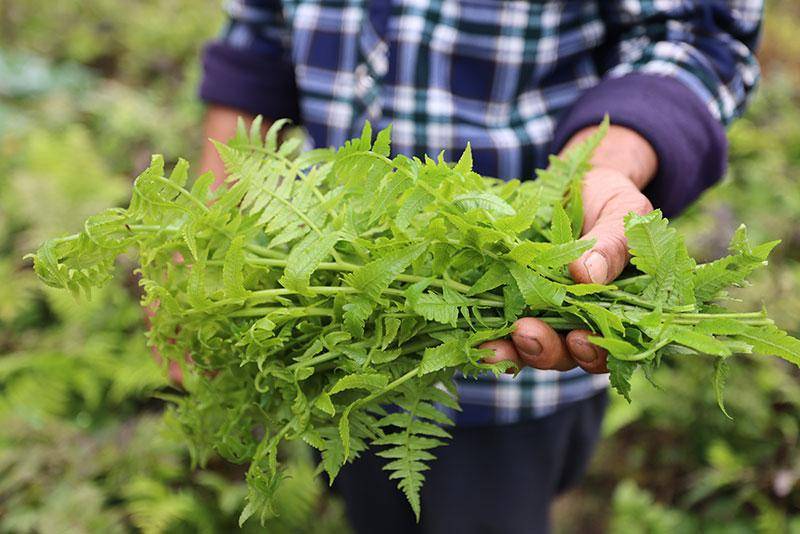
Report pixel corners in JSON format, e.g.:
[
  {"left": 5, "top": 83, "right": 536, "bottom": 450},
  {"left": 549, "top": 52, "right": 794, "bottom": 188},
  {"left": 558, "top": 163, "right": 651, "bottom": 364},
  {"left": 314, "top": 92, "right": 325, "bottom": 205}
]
[{"left": 569, "top": 190, "right": 652, "bottom": 284}]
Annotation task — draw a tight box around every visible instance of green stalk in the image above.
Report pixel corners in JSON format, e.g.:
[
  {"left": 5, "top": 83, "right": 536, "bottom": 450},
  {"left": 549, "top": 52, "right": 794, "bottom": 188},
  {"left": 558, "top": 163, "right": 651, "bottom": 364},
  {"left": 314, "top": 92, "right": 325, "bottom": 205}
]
[
  {"left": 398, "top": 338, "right": 442, "bottom": 355},
  {"left": 286, "top": 351, "right": 338, "bottom": 371},
  {"left": 355, "top": 367, "right": 420, "bottom": 406},
  {"left": 670, "top": 311, "right": 766, "bottom": 320},
  {"left": 613, "top": 338, "right": 673, "bottom": 362},
  {"left": 418, "top": 316, "right": 586, "bottom": 334},
  {"left": 248, "top": 286, "right": 357, "bottom": 299},
  {"left": 229, "top": 306, "right": 334, "bottom": 318},
  {"left": 286, "top": 337, "right": 440, "bottom": 374},
  {"left": 601, "top": 290, "right": 697, "bottom": 313},
  {"left": 128, "top": 224, "right": 181, "bottom": 233},
  {"left": 150, "top": 176, "right": 211, "bottom": 214},
  {"left": 235, "top": 256, "right": 505, "bottom": 305},
  {"left": 245, "top": 244, "right": 288, "bottom": 260},
  {"left": 671, "top": 318, "right": 773, "bottom": 326},
  {"left": 259, "top": 188, "right": 323, "bottom": 235}
]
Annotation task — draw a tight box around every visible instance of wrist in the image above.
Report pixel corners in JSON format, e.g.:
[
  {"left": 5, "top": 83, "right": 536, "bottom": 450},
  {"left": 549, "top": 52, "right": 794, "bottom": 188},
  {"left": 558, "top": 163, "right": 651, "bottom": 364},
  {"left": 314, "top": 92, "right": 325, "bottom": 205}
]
[
  {"left": 201, "top": 106, "right": 265, "bottom": 190},
  {"left": 561, "top": 124, "right": 658, "bottom": 191}
]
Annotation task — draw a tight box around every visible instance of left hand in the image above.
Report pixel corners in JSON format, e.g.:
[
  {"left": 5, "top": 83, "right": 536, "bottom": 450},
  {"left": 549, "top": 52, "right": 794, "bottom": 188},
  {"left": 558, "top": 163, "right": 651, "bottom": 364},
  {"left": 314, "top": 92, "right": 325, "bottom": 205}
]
[{"left": 481, "top": 125, "right": 657, "bottom": 374}]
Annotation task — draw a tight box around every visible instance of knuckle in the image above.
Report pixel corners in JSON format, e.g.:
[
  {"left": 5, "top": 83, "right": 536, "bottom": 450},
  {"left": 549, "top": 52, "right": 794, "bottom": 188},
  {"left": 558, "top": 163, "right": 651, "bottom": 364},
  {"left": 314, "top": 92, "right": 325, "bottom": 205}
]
[
  {"left": 591, "top": 230, "right": 627, "bottom": 261},
  {"left": 630, "top": 193, "right": 654, "bottom": 215},
  {"left": 606, "top": 231, "right": 628, "bottom": 255},
  {"left": 605, "top": 189, "right": 650, "bottom": 215}
]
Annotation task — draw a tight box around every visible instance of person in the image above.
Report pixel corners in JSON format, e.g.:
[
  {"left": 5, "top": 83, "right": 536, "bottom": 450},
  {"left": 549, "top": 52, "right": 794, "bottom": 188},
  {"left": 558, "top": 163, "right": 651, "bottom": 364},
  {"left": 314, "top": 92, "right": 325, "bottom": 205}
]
[{"left": 197, "top": 1, "right": 763, "bottom": 532}]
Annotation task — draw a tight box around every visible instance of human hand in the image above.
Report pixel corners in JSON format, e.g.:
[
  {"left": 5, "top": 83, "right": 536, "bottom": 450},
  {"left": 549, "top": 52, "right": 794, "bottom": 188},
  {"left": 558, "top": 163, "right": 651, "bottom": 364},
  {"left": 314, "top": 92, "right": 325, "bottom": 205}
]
[{"left": 481, "top": 125, "right": 658, "bottom": 374}]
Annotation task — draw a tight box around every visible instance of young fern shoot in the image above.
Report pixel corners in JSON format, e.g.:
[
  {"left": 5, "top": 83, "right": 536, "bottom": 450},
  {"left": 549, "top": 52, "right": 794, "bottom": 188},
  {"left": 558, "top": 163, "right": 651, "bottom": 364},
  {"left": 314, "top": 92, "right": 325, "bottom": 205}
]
[{"left": 28, "top": 119, "right": 800, "bottom": 524}]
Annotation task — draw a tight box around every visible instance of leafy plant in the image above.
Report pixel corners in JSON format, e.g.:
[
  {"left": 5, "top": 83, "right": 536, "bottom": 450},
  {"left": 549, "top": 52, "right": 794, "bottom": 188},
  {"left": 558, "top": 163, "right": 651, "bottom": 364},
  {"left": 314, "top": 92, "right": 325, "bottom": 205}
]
[
  {"left": 610, "top": 480, "right": 695, "bottom": 534},
  {"left": 556, "top": 70, "right": 800, "bottom": 534},
  {"left": 28, "top": 118, "right": 800, "bottom": 524},
  {"left": 1, "top": 9, "right": 320, "bottom": 531}
]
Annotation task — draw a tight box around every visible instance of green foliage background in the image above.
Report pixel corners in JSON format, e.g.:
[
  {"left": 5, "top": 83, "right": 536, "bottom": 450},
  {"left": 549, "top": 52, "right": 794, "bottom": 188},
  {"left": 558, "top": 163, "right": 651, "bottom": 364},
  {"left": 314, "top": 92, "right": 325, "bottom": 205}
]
[{"left": 0, "top": 0, "right": 798, "bottom": 532}]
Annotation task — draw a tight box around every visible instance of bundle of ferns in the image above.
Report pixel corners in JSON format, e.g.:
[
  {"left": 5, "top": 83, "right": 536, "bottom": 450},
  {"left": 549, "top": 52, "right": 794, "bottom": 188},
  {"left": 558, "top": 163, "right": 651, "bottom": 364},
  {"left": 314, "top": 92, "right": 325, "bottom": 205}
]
[{"left": 30, "top": 119, "right": 800, "bottom": 523}]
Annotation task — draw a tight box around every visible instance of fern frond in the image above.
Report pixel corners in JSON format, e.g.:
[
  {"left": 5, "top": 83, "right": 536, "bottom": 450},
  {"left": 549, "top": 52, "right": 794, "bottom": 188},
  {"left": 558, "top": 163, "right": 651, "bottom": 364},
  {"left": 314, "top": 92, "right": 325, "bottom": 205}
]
[{"left": 374, "top": 378, "right": 456, "bottom": 520}]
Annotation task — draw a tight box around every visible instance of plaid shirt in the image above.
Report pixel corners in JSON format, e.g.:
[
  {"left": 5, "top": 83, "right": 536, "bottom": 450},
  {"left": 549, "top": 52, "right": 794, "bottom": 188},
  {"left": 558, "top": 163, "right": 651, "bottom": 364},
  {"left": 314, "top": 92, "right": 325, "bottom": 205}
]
[{"left": 201, "top": 0, "right": 762, "bottom": 425}]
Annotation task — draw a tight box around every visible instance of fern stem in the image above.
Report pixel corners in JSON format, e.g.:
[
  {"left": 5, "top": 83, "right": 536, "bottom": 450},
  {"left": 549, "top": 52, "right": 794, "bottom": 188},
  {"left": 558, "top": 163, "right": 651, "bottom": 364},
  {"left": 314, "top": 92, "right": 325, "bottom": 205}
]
[
  {"left": 601, "top": 290, "right": 696, "bottom": 313},
  {"left": 612, "top": 261, "right": 714, "bottom": 289},
  {"left": 245, "top": 244, "right": 288, "bottom": 259},
  {"left": 281, "top": 326, "right": 335, "bottom": 353},
  {"left": 672, "top": 318, "right": 772, "bottom": 326},
  {"left": 252, "top": 420, "right": 293, "bottom": 463},
  {"left": 613, "top": 338, "right": 673, "bottom": 362},
  {"left": 248, "top": 286, "right": 354, "bottom": 299},
  {"left": 150, "top": 176, "right": 211, "bottom": 214},
  {"left": 612, "top": 274, "right": 648, "bottom": 288},
  {"left": 671, "top": 311, "right": 766, "bottom": 320},
  {"left": 247, "top": 285, "right": 406, "bottom": 301},
  {"left": 229, "top": 307, "right": 334, "bottom": 318},
  {"left": 260, "top": 187, "right": 323, "bottom": 235},
  {"left": 419, "top": 316, "right": 586, "bottom": 333},
  {"left": 344, "top": 338, "right": 454, "bottom": 416},
  {"left": 241, "top": 257, "right": 351, "bottom": 270},
  {"left": 359, "top": 368, "right": 420, "bottom": 406},
  {"left": 398, "top": 338, "right": 442, "bottom": 355},
  {"left": 51, "top": 233, "right": 81, "bottom": 244},
  {"left": 241, "top": 141, "right": 337, "bottom": 226},
  {"left": 286, "top": 351, "right": 338, "bottom": 371},
  {"left": 239, "top": 257, "right": 505, "bottom": 305}
]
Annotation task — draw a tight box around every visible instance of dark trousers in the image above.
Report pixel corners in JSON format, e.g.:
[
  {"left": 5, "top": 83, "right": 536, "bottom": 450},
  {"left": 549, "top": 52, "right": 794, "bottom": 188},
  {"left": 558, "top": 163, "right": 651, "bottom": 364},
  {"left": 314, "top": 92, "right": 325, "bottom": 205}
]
[{"left": 333, "top": 391, "right": 608, "bottom": 534}]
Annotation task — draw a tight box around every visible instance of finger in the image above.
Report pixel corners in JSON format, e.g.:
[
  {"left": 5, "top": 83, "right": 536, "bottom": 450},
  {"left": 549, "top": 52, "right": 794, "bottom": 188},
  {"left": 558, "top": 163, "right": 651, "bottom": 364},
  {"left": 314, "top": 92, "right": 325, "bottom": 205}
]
[
  {"left": 569, "top": 191, "right": 652, "bottom": 284},
  {"left": 479, "top": 340, "right": 522, "bottom": 374},
  {"left": 512, "top": 318, "right": 576, "bottom": 371},
  {"left": 168, "top": 360, "right": 184, "bottom": 384},
  {"left": 566, "top": 330, "right": 609, "bottom": 374}
]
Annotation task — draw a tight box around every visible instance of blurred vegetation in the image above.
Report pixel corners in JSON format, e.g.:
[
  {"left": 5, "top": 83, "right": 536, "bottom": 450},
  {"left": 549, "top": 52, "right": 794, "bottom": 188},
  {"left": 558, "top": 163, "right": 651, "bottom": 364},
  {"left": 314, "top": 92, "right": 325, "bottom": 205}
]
[
  {"left": 556, "top": 3, "right": 800, "bottom": 532},
  {"left": 1, "top": 0, "right": 798, "bottom": 532},
  {"left": 0, "top": 1, "right": 347, "bottom": 532}
]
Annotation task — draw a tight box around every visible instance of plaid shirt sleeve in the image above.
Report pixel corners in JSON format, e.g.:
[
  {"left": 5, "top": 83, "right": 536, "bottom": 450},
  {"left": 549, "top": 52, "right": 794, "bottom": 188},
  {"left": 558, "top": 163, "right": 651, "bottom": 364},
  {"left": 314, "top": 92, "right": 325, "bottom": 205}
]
[
  {"left": 199, "top": 0, "right": 300, "bottom": 120},
  {"left": 553, "top": 0, "right": 763, "bottom": 217}
]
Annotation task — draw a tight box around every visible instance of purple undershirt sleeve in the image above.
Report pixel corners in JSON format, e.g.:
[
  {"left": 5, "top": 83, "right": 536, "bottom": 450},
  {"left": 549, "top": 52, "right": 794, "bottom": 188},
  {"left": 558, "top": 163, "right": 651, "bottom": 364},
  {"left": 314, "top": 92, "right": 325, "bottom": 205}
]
[
  {"left": 199, "top": 42, "right": 300, "bottom": 122},
  {"left": 552, "top": 73, "right": 728, "bottom": 217}
]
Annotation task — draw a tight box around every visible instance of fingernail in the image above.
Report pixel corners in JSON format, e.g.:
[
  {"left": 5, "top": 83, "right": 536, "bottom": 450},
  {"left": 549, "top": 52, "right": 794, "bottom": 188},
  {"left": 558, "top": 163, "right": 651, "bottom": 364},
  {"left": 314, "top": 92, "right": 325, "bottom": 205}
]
[
  {"left": 518, "top": 336, "right": 543, "bottom": 358},
  {"left": 583, "top": 251, "right": 608, "bottom": 284},
  {"left": 572, "top": 338, "right": 597, "bottom": 363}
]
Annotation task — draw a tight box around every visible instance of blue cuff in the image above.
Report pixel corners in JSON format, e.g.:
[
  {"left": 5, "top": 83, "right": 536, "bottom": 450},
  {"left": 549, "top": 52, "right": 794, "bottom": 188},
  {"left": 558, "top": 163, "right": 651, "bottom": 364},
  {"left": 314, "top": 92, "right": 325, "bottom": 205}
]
[
  {"left": 199, "top": 42, "right": 300, "bottom": 121},
  {"left": 552, "top": 73, "right": 728, "bottom": 217}
]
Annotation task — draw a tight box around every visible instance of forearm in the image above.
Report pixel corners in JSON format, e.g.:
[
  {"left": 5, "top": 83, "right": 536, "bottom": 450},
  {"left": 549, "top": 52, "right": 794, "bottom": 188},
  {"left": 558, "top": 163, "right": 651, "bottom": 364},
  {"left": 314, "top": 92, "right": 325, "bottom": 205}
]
[
  {"left": 200, "top": 105, "right": 271, "bottom": 189},
  {"left": 561, "top": 124, "right": 658, "bottom": 191}
]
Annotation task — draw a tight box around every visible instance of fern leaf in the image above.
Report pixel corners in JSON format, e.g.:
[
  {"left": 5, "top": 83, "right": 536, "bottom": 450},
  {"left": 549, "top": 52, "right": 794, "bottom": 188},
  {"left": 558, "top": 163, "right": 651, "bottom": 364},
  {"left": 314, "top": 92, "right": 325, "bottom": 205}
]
[
  {"left": 713, "top": 357, "right": 733, "bottom": 419},
  {"left": 625, "top": 210, "right": 696, "bottom": 306},
  {"left": 419, "top": 338, "right": 469, "bottom": 375},
  {"left": 374, "top": 381, "right": 453, "bottom": 520},
  {"left": 693, "top": 226, "right": 779, "bottom": 303},
  {"left": 453, "top": 192, "right": 516, "bottom": 217},
  {"left": 733, "top": 324, "right": 800, "bottom": 366},
  {"left": 535, "top": 117, "right": 607, "bottom": 221},
  {"left": 342, "top": 297, "right": 373, "bottom": 337},
  {"left": 406, "top": 288, "right": 460, "bottom": 326},
  {"left": 506, "top": 263, "right": 566, "bottom": 308},
  {"left": 607, "top": 356, "right": 637, "bottom": 402},
  {"left": 550, "top": 202, "right": 573, "bottom": 245},
  {"left": 344, "top": 243, "right": 427, "bottom": 300},
  {"left": 329, "top": 373, "right": 389, "bottom": 395},
  {"left": 669, "top": 325, "right": 731, "bottom": 356},
  {"left": 279, "top": 230, "right": 339, "bottom": 293},
  {"left": 223, "top": 235, "right": 247, "bottom": 298},
  {"left": 467, "top": 262, "right": 509, "bottom": 296}
]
